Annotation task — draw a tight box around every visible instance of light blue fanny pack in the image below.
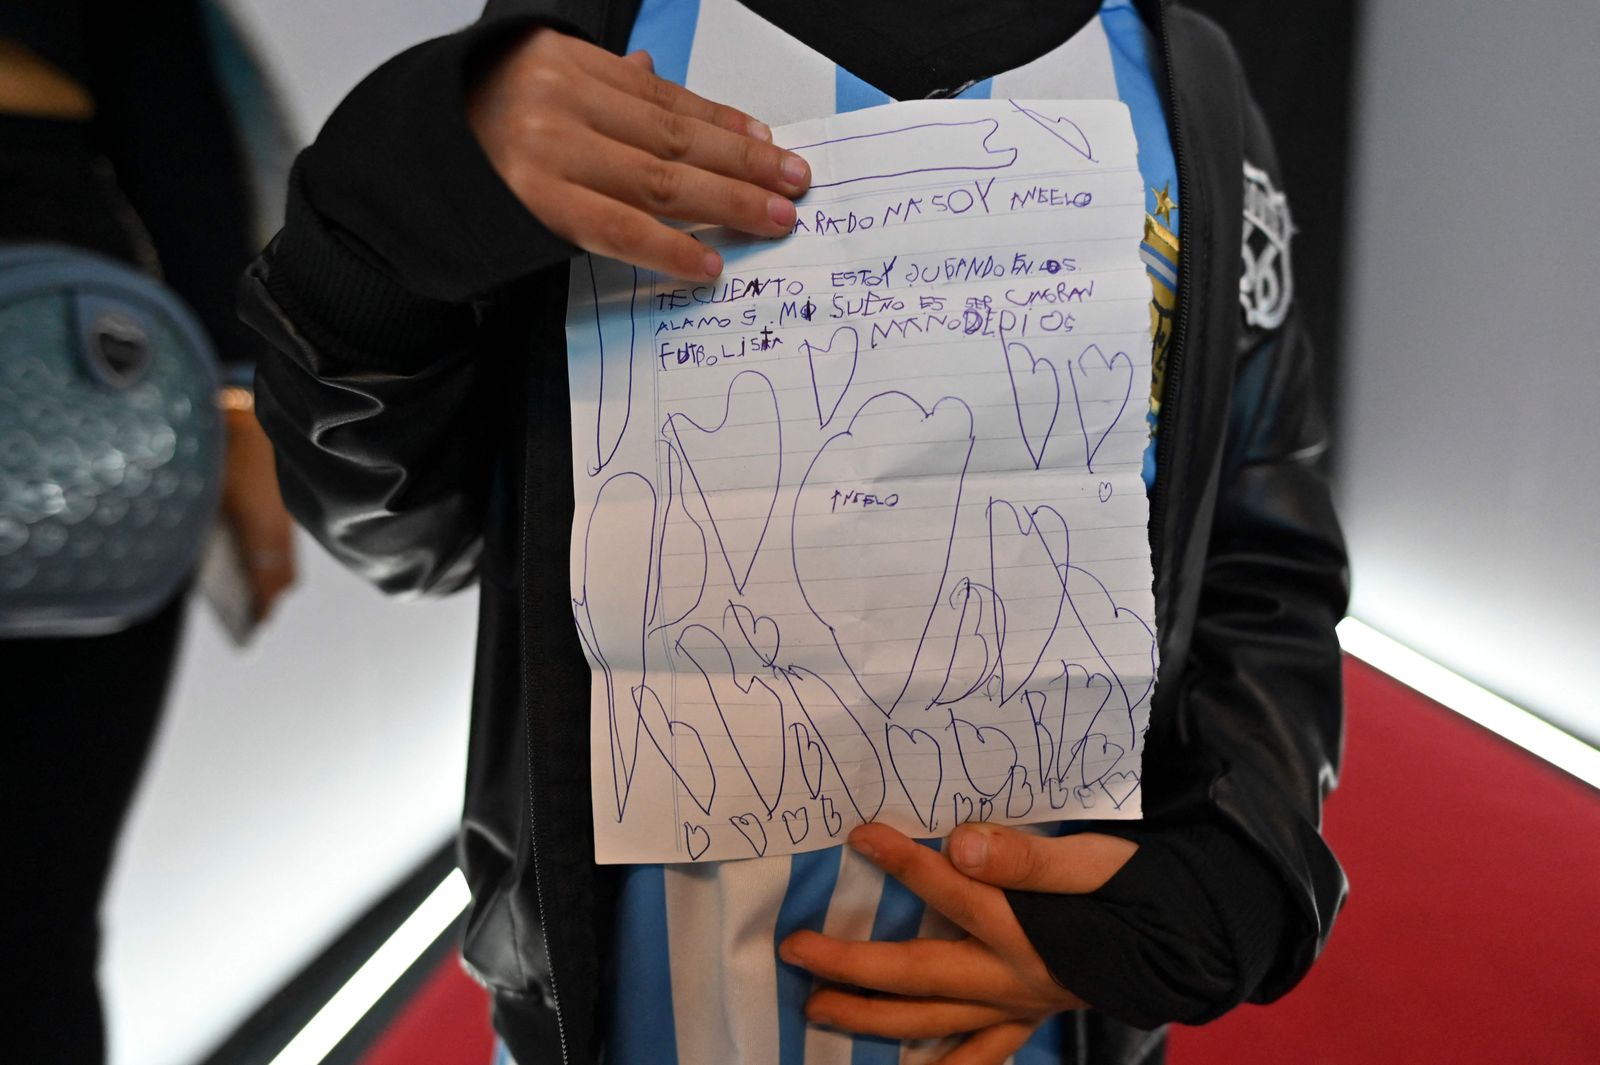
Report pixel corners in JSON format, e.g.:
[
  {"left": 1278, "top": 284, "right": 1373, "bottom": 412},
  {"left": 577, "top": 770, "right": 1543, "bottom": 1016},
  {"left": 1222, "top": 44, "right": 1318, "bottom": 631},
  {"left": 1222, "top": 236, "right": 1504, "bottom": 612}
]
[{"left": 0, "top": 245, "right": 222, "bottom": 636}]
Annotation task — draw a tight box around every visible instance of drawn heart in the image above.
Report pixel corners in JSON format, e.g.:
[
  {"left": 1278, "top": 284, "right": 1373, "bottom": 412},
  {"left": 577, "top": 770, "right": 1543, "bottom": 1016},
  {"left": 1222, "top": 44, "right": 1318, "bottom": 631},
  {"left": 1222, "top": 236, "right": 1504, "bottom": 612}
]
[
  {"left": 977, "top": 796, "right": 995, "bottom": 822},
  {"left": 1047, "top": 775, "right": 1073, "bottom": 810},
  {"left": 780, "top": 668, "right": 887, "bottom": 822},
  {"left": 576, "top": 255, "right": 638, "bottom": 476},
  {"left": 949, "top": 716, "right": 1021, "bottom": 798},
  {"left": 821, "top": 794, "right": 845, "bottom": 836},
  {"left": 951, "top": 792, "right": 976, "bottom": 825},
  {"left": 1101, "top": 771, "right": 1141, "bottom": 809},
  {"left": 729, "top": 813, "right": 769, "bottom": 857},
  {"left": 665, "top": 370, "right": 782, "bottom": 594},
  {"left": 791, "top": 722, "right": 825, "bottom": 799},
  {"left": 1003, "top": 765, "right": 1036, "bottom": 818},
  {"left": 929, "top": 578, "right": 1001, "bottom": 707},
  {"left": 725, "top": 602, "right": 780, "bottom": 669},
  {"left": 782, "top": 806, "right": 811, "bottom": 845},
  {"left": 987, "top": 500, "right": 1071, "bottom": 704},
  {"left": 1051, "top": 665, "right": 1114, "bottom": 780},
  {"left": 803, "top": 325, "right": 859, "bottom": 428},
  {"left": 1071, "top": 732, "right": 1126, "bottom": 791},
  {"left": 1067, "top": 343, "right": 1134, "bottom": 475},
  {"left": 1073, "top": 785, "right": 1099, "bottom": 809},
  {"left": 675, "top": 627, "right": 788, "bottom": 817},
  {"left": 573, "top": 471, "right": 657, "bottom": 821},
  {"left": 1000, "top": 339, "right": 1061, "bottom": 470},
  {"left": 632, "top": 685, "right": 717, "bottom": 815},
  {"left": 887, "top": 723, "right": 944, "bottom": 831},
  {"left": 1060, "top": 568, "right": 1158, "bottom": 745},
  {"left": 649, "top": 441, "right": 706, "bottom": 633},
  {"left": 792, "top": 392, "right": 976, "bottom": 716},
  {"left": 1024, "top": 689, "right": 1057, "bottom": 785},
  {"left": 683, "top": 822, "right": 711, "bottom": 861}
]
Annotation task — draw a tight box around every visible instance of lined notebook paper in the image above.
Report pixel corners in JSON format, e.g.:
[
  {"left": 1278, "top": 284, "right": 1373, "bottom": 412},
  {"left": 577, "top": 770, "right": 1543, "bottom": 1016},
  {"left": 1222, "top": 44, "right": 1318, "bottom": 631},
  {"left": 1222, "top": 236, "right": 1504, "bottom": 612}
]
[{"left": 565, "top": 99, "right": 1158, "bottom": 863}]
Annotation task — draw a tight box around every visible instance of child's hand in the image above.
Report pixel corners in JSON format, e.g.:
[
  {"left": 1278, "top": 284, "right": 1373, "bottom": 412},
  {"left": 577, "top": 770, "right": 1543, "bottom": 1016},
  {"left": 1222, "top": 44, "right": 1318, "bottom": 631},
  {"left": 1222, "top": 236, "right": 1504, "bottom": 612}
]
[
  {"left": 467, "top": 29, "right": 810, "bottom": 281},
  {"left": 219, "top": 398, "right": 298, "bottom": 624},
  {"left": 778, "top": 822, "right": 1136, "bottom": 1065}
]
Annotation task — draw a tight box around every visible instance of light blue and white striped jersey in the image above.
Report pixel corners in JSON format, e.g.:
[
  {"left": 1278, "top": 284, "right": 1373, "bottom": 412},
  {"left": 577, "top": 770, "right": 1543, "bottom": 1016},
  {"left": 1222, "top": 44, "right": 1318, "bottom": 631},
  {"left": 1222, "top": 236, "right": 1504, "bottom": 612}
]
[{"left": 512, "top": 3, "right": 1181, "bottom": 1063}]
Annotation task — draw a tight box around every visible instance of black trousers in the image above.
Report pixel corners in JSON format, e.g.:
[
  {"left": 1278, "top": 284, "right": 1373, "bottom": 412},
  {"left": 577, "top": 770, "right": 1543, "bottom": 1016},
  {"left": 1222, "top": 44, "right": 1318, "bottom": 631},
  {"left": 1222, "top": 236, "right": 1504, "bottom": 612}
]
[{"left": 1, "top": 112, "right": 187, "bottom": 1064}]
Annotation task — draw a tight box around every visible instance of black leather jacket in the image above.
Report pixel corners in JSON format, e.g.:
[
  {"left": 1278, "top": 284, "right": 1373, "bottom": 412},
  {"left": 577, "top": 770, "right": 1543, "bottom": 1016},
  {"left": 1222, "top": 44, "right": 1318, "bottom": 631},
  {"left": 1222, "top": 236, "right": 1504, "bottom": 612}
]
[{"left": 238, "top": 3, "right": 1348, "bottom": 1063}]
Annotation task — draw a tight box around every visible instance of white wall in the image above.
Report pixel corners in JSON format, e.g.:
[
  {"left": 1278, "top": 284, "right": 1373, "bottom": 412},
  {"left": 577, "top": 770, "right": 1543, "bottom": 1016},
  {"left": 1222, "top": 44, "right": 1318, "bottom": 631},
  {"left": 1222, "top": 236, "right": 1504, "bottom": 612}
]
[
  {"left": 1338, "top": 0, "right": 1600, "bottom": 742},
  {"left": 103, "top": 4, "right": 485, "bottom": 1064},
  {"left": 228, "top": 0, "right": 483, "bottom": 146}
]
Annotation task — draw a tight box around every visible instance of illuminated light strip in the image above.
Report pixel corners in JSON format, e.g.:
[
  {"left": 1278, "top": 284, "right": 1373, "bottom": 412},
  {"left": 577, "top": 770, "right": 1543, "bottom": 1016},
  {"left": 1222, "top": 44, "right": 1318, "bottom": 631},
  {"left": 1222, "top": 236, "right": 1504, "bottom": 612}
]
[
  {"left": 1338, "top": 617, "right": 1600, "bottom": 790},
  {"left": 265, "top": 868, "right": 471, "bottom": 1065}
]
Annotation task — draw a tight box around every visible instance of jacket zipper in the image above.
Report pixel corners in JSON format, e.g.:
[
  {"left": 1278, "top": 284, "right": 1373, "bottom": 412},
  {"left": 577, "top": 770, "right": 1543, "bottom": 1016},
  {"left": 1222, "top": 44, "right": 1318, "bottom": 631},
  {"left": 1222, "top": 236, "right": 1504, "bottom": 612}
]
[
  {"left": 521, "top": 418, "right": 571, "bottom": 1065},
  {"left": 1149, "top": 0, "right": 1189, "bottom": 581}
]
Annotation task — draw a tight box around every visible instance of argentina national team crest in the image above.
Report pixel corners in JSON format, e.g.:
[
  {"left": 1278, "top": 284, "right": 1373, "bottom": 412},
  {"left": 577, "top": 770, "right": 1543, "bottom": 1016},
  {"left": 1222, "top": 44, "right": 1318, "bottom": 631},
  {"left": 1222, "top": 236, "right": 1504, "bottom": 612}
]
[{"left": 1240, "top": 161, "right": 1293, "bottom": 330}]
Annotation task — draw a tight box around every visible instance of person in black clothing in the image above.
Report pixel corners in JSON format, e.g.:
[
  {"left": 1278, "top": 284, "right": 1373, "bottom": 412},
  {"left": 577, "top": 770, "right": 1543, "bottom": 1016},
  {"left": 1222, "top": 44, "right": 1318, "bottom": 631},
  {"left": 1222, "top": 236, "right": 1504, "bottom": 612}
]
[
  {"left": 240, "top": 2, "right": 1348, "bottom": 1062},
  {"left": 0, "top": 4, "right": 296, "bottom": 1060}
]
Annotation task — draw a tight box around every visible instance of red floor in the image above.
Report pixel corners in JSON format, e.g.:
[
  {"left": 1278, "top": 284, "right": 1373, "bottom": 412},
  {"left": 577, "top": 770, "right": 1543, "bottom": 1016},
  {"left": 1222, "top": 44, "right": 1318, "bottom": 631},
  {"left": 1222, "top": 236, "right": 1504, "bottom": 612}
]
[
  {"left": 359, "top": 953, "right": 495, "bottom": 1065},
  {"left": 361, "top": 658, "right": 1600, "bottom": 1065}
]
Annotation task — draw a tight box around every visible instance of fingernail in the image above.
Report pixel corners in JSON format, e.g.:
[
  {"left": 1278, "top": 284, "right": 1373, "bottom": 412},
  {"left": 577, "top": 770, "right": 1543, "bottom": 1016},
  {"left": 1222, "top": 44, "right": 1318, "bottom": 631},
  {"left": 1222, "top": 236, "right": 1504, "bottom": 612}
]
[
  {"left": 848, "top": 835, "right": 876, "bottom": 861},
  {"left": 782, "top": 154, "right": 810, "bottom": 186},
  {"left": 747, "top": 117, "right": 772, "bottom": 142},
  {"left": 702, "top": 251, "right": 723, "bottom": 278},
  {"left": 768, "top": 195, "right": 796, "bottom": 228},
  {"left": 952, "top": 829, "right": 988, "bottom": 871},
  {"left": 778, "top": 937, "right": 801, "bottom": 964}
]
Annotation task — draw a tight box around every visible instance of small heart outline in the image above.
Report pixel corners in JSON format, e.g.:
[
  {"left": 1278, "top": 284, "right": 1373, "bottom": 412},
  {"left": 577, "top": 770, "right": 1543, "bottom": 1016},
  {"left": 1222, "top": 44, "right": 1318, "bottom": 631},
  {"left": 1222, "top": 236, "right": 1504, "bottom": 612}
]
[
  {"left": 782, "top": 806, "right": 811, "bottom": 845},
  {"left": 729, "top": 813, "right": 768, "bottom": 857},
  {"left": 821, "top": 795, "right": 845, "bottom": 836},
  {"left": 683, "top": 822, "right": 711, "bottom": 861},
  {"left": 886, "top": 723, "right": 944, "bottom": 831},
  {"left": 803, "top": 325, "right": 860, "bottom": 429},
  {"left": 1101, "top": 771, "right": 1141, "bottom": 809},
  {"left": 1067, "top": 344, "right": 1134, "bottom": 475},
  {"left": 1000, "top": 339, "right": 1061, "bottom": 471},
  {"left": 725, "top": 601, "right": 780, "bottom": 669},
  {"left": 791, "top": 722, "right": 825, "bottom": 800},
  {"left": 1003, "top": 765, "right": 1036, "bottom": 819}
]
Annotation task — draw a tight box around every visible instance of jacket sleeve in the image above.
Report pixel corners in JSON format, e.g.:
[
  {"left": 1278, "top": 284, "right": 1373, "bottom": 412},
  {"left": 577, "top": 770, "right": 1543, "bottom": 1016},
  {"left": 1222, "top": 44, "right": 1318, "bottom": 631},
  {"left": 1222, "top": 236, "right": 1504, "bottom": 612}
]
[
  {"left": 1167, "top": 83, "right": 1350, "bottom": 1001},
  {"left": 237, "top": 8, "right": 596, "bottom": 596},
  {"left": 239, "top": 234, "right": 492, "bottom": 597},
  {"left": 1183, "top": 284, "right": 1349, "bottom": 1001}
]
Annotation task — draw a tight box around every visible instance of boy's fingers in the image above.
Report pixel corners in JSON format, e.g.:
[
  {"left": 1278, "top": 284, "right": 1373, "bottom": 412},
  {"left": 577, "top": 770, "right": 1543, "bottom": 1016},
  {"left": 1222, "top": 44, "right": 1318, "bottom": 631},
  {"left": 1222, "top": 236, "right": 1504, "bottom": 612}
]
[
  {"left": 580, "top": 80, "right": 808, "bottom": 195},
  {"left": 560, "top": 135, "right": 795, "bottom": 237},
  {"left": 779, "top": 932, "right": 1015, "bottom": 1001},
  {"left": 948, "top": 826, "right": 1138, "bottom": 894},
  {"left": 624, "top": 49, "right": 653, "bottom": 70},
  {"left": 932, "top": 1021, "right": 1039, "bottom": 1065},
  {"left": 847, "top": 824, "right": 1022, "bottom": 949},
  {"left": 805, "top": 989, "right": 1015, "bottom": 1039},
  {"left": 542, "top": 183, "right": 720, "bottom": 280},
  {"left": 573, "top": 38, "right": 770, "bottom": 140}
]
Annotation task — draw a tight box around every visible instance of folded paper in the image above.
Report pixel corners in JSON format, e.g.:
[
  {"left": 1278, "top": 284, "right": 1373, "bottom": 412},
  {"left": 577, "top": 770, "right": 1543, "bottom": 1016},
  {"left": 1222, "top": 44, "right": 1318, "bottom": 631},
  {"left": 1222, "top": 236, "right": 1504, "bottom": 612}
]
[{"left": 565, "top": 99, "right": 1159, "bottom": 863}]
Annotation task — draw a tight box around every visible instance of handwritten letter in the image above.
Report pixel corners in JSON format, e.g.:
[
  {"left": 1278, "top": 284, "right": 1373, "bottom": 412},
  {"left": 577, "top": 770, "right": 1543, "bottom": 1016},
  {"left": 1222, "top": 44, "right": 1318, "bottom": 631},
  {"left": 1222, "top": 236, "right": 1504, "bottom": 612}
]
[{"left": 566, "top": 100, "right": 1159, "bottom": 863}]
